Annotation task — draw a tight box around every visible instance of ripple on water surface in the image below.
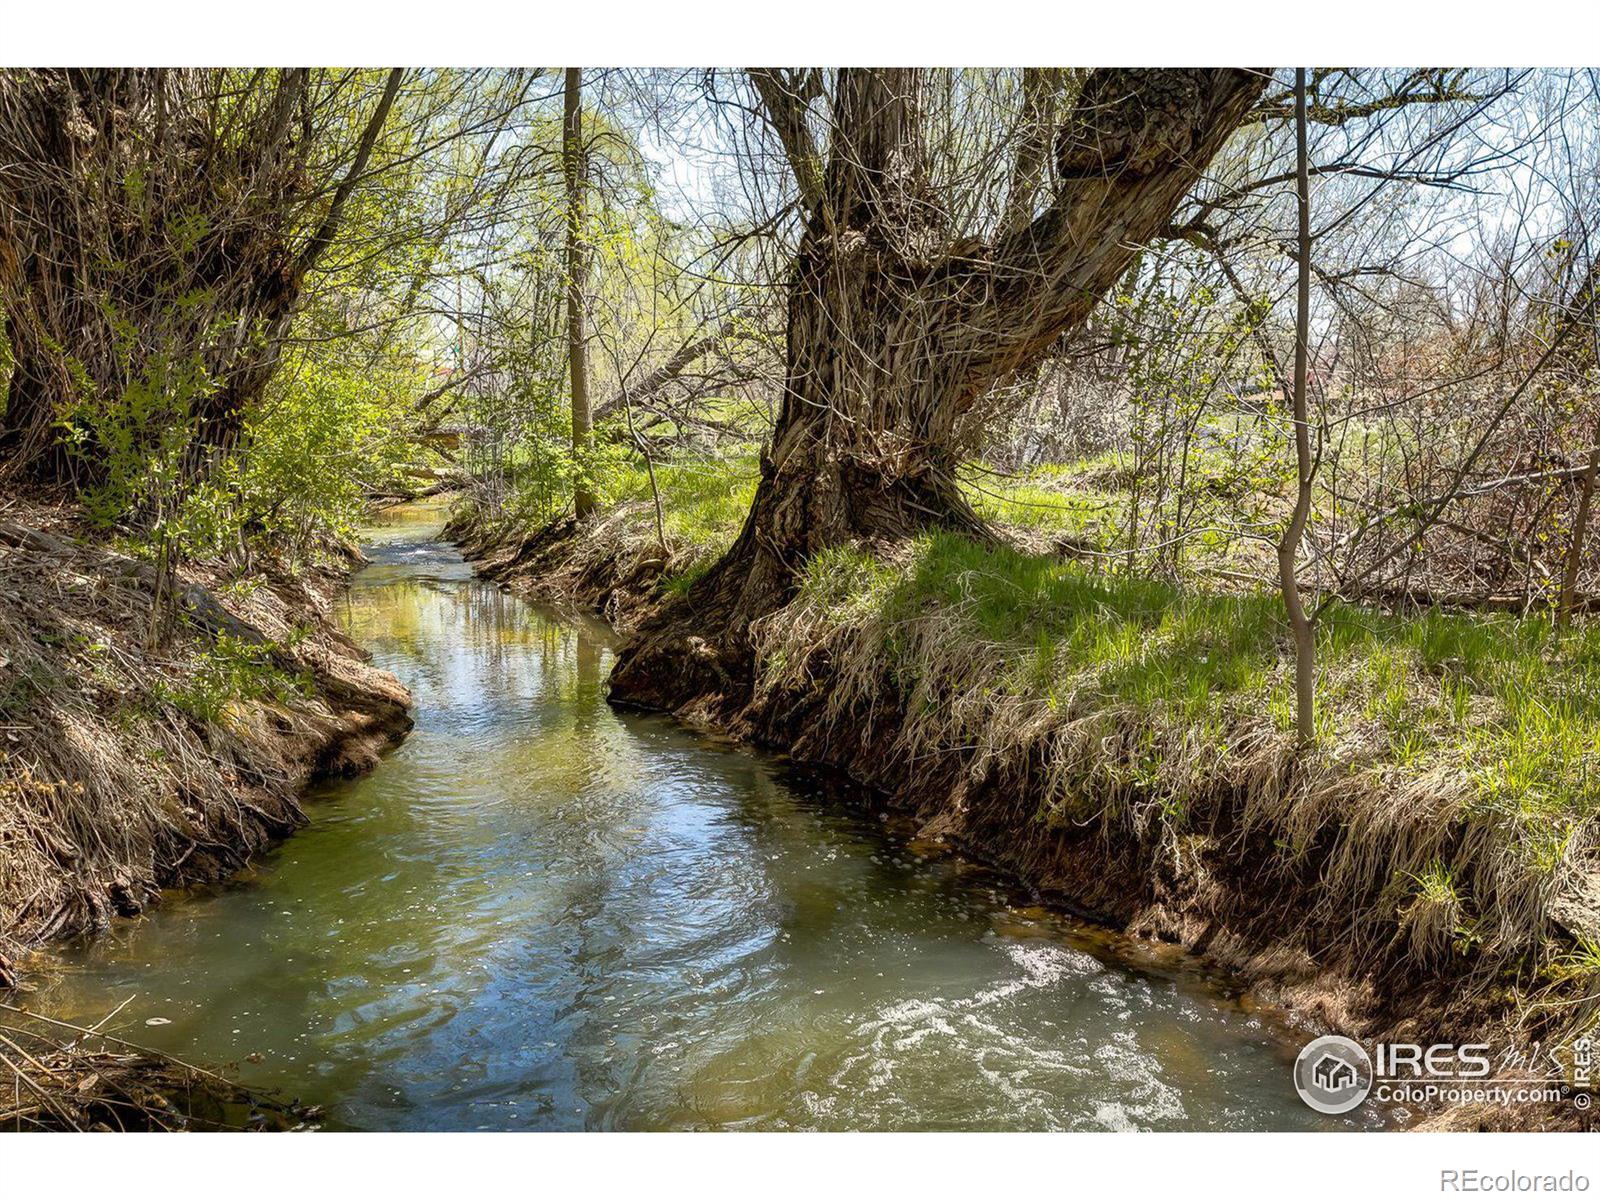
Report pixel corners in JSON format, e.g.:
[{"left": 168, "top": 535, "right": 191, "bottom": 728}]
[{"left": 32, "top": 499, "right": 1378, "bottom": 1131}]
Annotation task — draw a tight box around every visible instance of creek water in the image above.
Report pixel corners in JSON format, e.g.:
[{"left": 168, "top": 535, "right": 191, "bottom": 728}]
[{"left": 30, "top": 500, "right": 1376, "bottom": 1130}]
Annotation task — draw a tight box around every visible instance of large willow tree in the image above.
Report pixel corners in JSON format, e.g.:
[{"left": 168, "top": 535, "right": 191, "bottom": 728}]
[
  {"left": 0, "top": 68, "right": 401, "bottom": 490},
  {"left": 611, "top": 67, "right": 1267, "bottom": 710}
]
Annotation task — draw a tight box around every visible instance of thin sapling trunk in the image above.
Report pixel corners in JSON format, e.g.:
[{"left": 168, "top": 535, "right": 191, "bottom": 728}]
[
  {"left": 564, "top": 67, "right": 596, "bottom": 520},
  {"left": 1279, "top": 67, "right": 1318, "bottom": 746}
]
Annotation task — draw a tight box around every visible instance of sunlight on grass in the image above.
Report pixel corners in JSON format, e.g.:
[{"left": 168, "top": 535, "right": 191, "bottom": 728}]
[
  {"left": 798, "top": 529, "right": 1600, "bottom": 863},
  {"left": 960, "top": 463, "right": 1126, "bottom": 545},
  {"left": 602, "top": 454, "right": 758, "bottom": 562}
]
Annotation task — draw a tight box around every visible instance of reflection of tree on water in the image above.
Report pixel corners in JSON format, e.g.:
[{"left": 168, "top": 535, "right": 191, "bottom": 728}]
[
  {"left": 347, "top": 553, "right": 704, "bottom": 1122},
  {"left": 511, "top": 620, "right": 718, "bottom": 1122},
  {"left": 305, "top": 535, "right": 679, "bottom": 1123},
  {"left": 574, "top": 631, "right": 602, "bottom": 729}
]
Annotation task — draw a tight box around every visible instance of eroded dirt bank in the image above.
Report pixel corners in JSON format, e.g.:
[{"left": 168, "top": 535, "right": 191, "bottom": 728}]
[
  {"left": 450, "top": 500, "right": 1598, "bottom": 1132},
  {"left": 0, "top": 498, "right": 412, "bottom": 990}
]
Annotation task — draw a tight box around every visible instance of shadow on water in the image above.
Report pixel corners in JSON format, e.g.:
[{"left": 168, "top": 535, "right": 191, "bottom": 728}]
[{"left": 29, "top": 498, "right": 1382, "bottom": 1130}]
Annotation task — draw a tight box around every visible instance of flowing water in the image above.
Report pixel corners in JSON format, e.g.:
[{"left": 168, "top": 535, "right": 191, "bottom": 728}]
[{"left": 30, "top": 500, "right": 1376, "bottom": 1131}]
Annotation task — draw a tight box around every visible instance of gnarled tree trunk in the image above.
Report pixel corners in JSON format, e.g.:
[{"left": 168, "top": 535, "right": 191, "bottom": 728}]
[
  {"left": 0, "top": 68, "right": 401, "bottom": 494},
  {"left": 610, "top": 68, "right": 1267, "bottom": 716}
]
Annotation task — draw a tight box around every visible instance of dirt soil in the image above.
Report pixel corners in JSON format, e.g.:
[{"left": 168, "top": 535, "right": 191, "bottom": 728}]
[{"left": 0, "top": 495, "right": 412, "bottom": 989}]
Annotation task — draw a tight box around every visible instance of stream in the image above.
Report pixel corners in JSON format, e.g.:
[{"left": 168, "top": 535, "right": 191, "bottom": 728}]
[{"left": 29, "top": 499, "right": 1377, "bottom": 1130}]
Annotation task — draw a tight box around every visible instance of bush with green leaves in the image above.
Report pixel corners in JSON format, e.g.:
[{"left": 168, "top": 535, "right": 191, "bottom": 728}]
[{"left": 229, "top": 331, "right": 427, "bottom": 561}]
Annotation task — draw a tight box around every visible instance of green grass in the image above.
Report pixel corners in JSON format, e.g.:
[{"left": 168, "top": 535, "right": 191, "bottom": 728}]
[
  {"left": 956, "top": 448, "right": 1277, "bottom": 582},
  {"left": 960, "top": 464, "right": 1126, "bottom": 546},
  {"left": 796, "top": 529, "right": 1600, "bottom": 862},
  {"left": 581, "top": 452, "right": 1600, "bottom": 861},
  {"left": 611, "top": 454, "right": 1125, "bottom": 553},
  {"left": 482, "top": 442, "right": 1600, "bottom": 994},
  {"left": 601, "top": 453, "right": 758, "bottom": 556},
  {"left": 528, "top": 446, "right": 1600, "bottom": 875}
]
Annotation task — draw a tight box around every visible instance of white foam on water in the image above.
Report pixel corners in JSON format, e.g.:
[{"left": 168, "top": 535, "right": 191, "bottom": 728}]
[
  {"left": 814, "top": 938, "right": 1128, "bottom": 1128},
  {"left": 1088, "top": 1032, "right": 1187, "bottom": 1128}
]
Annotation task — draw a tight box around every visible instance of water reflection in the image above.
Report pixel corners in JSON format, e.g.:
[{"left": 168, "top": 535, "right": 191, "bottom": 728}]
[{"left": 33, "top": 500, "right": 1372, "bottom": 1131}]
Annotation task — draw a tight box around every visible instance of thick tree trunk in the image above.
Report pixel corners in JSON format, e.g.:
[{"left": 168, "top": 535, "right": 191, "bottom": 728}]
[
  {"left": 0, "top": 338, "right": 79, "bottom": 487},
  {"left": 610, "top": 68, "right": 1267, "bottom": 716},
  {"left": 0, "top": 71, "right": 101, "bottom": 484},
  {"left": 610, "top": 265, "right": 987, "bottom": 709},
  {"left": 0, "top": 69, "right": 400, "bottom": 494}
]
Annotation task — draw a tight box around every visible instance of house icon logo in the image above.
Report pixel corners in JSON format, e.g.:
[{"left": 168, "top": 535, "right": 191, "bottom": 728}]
[
  {"left": 1313, "top": 1053, "right": 1356, "bottom": 1092},
  {"left": 1293, "top": 1035, "right": 1373, "bottom": 1115}
]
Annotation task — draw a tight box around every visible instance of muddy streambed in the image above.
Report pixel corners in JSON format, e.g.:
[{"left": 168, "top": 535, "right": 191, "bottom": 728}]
[{"left": 28, "top": 500, "right": 1379, "bottom": 1130}]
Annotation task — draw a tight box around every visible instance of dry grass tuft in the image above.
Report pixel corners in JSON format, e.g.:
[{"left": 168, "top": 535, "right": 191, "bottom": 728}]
[
  {"left": 750, "top": 531, "right": 1600, "bottom": 1062},
  {"left": 0, "top": 499, "right": 410, "bottom": 979}
]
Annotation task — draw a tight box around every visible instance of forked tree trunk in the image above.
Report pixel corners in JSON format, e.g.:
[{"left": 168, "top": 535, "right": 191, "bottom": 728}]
[
  {"left": 610, "top": 68, "right": 1266, "bottom": 715},
  {"left": 0, "top": 69, "right": 401, "bottom": 493}
]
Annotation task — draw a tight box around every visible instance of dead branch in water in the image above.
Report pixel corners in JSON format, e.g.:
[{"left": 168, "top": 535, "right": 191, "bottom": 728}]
[{"left": 0, "top": 1001, "right": 322, "bottom": 1132}]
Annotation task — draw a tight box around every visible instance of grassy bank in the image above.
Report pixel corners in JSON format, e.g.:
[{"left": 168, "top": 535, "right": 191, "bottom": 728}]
[
  {"left": 454, "top": 453, "right": 1600, "bottom": 1126},
  {"left": 761, "top": 532, "right": 1600, "bottom": 975},
  {"left": 0, "top": 498, "right": 412, "bottom": 987},
  {"left": 453, "top": 454, "right": 760, "bottom": 628},
  {"left": 600, "top": 454, "right": 759, "bottom": 593}
]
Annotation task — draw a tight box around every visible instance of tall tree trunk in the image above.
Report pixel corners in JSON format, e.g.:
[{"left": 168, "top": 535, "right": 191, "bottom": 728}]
[
  {"left": 0, "top": 70, "right": 104, "bottom": 484},
  {"left": 564, "top": 67, "right": 596, "bottom": 520},
  {"left": 1556, "top": 247, "right": 1600, "bottom": 627},
  {"left": 187, "top": 68, "right": 403, "bottom": 476},
  {"left": 610, "top": 68, "right": 1267, "bottom": 715},
  {"left": 0, "top": 68, "right": 402, "bottom": 492}
]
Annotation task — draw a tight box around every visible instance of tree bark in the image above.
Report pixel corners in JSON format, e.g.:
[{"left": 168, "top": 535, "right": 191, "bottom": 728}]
[
  {"left": 189, "top": 68, "right": 404, "bottom": 473},
  {"left": 1279, "top": 68, "right": 1317, "bottom": 746},
  {"left": 564, "top": 67, "right": 596, "bottom": 520},
  {"left": 1001, "top": 68, "right": 1069, "bottom": 235},
  {"left": 610, "top": 67, "right": 1267, "bottom": 715},
  {"left": 0, "top": 69, "right": 404, "bottom": 490}
]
